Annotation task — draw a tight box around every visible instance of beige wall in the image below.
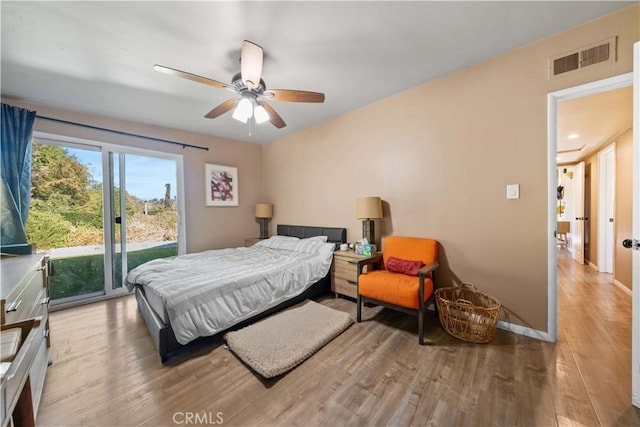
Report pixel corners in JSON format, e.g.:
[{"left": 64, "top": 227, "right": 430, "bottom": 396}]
[
  {"left": 584, "top": 128, "right": 633, "bottom": 290},
  {"left": 1, "top": 98, "right": 263, "bottom": 253},
  {"left": 615, "top": 129, "right": 633, "bottom": 289},
  {"left": 262, "top": 5, "right": 639, "bottom": 332}
]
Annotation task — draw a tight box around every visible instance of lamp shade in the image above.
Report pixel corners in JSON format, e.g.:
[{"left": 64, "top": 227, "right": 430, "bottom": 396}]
[
  {"left": 255, "top": 203, "right": 273, "bottom": 218},
  {"left": 232, "top": 98, "right": 253, "bottom": 123},
  {"left": 254, "top": 103, "right": 270, "bottom": 124},
  {"left": 356, "top": 197, "right": 383, "bottom": 219}
]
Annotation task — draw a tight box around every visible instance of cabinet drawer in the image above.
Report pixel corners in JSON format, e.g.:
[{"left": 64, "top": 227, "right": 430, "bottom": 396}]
[
  {"left": 1, "top": 317, "right": 46, "bottom": 427},
  {"left": 332, "top": 277, "right": 357, "bottom": 299},
  {"left": 333, "top": 258, "right": 358, "bottom": 282},
  {"left": 4, "top": 269, "right": 44, "bottom": 325},
  {"left": 29, "top": 337, "right": 49, "bottom": 418},
  {"left": 29, "top": 289, "right": 50, "bottom": 320}
]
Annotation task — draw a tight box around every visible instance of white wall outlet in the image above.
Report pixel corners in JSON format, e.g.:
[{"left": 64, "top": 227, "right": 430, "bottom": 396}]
[{"left": 506, "top": 184, "right": 520, "bottom": 199}]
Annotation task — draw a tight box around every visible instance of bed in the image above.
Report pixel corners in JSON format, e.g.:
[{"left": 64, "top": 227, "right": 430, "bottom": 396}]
[{"left": 125, "top": 224, "right": 346, "bottom": 362}]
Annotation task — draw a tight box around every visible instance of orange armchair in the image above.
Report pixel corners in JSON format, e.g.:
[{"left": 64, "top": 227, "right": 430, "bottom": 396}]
[{"left": 356, "top": 236, "right": 439, "bottom": 345}]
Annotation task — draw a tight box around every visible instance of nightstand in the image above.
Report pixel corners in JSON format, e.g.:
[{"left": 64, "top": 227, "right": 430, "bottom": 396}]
[
  {"left": 332, "top": 251, "right": 368, "bottom": 299},
  {"left": 245, "top": 237, "right": 263, "bottom": 247}
]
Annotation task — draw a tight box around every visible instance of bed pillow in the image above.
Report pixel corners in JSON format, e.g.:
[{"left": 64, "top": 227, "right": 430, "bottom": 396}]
[
  {"left": 255, "top": 235, "right": 333, "bottom": 256},
  {"left": 385, "top": 256, "right": 424, "bottom": 276},
  {"left": 254, "top": 235, "right": 299, "bottom": 250},
  {"left": 307, "top": 235, "right": 328, "bottom": 242},
  {"left": 259, "top": 235, "right": 299, "bottom": 244}
]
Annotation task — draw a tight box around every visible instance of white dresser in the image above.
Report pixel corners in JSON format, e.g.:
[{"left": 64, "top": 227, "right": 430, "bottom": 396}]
[{"left": 1, "top": 254, "right": 51, "bottom": 427}]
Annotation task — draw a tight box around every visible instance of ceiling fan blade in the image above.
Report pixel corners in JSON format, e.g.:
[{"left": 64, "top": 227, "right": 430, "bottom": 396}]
[
  {"left": 154, "top": 64, "right": 231, "bottom": 90},
  {"left": 265, "top": 89, "right": 325, "bottom": 103},
  {"left": 240, "top": 40, "right": 263, "bottom": 90},
  {"left": 204, "top": 98, "right": 239, "bottom": 119},
  {"left": 259, "top": 101, "right": 286, "bottom": 129}
]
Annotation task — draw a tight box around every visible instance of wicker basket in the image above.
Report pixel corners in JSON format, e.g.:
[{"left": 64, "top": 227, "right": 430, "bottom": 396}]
[{"left": 435, "top": 283, "right": 501, "bottom": 343}]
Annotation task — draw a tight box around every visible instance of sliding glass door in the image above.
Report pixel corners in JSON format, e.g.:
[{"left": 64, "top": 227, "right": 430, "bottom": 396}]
[
  {"left": 27, "top": 136, "right": 184, "bottom": 306},
  {"left": 110, "top": 153, "right": 179, "bottom": 289},
  {"left": 27, "top": 141, "right": 106, "bottom": 301}
]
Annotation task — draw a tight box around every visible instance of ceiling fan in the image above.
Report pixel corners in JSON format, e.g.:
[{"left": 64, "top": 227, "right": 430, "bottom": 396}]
[{"left": 154, "top": 40, "right": 325, "bottom": 130}]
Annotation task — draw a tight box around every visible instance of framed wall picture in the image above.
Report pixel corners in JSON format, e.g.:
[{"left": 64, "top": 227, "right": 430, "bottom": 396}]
[{"left": 205, "top": 163, "right": 238, "bottom": 206}]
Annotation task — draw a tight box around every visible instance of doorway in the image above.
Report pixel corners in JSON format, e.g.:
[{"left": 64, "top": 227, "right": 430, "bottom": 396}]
[
  {"left": 548, "top": 71, "right": 636, "bottom": 406},
  {"left": 27, "top": 133, "right": 186, "bottom": 308}
]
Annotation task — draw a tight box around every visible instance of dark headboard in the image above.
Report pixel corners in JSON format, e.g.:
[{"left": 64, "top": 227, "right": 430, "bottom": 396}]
[{"left": 277, "top": 224, "right": 347, "bottom": 246}]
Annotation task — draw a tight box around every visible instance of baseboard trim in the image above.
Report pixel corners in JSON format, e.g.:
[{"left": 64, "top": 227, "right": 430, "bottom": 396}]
[
  {"left": 588, "top": 261, "right": 598, "bottom": 271},
  {"left": 428, "top": 303, "right": 554, "bottom": 342},
  {"left": 496, "top": 320, "right": 555, "bottom": 342},
  {"left": 613, "top": 279, "right": 632, "bottom": 296}
]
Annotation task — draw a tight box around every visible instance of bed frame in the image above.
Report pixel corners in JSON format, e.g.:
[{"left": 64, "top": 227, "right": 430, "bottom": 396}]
[{"left": 134, "top": 224, "right": 347, "bottom": 363}]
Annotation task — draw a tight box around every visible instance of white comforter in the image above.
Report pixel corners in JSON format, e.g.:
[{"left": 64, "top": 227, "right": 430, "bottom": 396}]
[{"left": 124, "top": 236, "right": 335, "bottom": 345}]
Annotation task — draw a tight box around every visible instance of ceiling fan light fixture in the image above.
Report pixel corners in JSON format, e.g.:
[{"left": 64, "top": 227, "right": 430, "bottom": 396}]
[
  {"left": 233, "top": 97, "right": 253, "bottom": 123},
  {"left": 156, "top": 40, "right": 323, "bottom": 132},
  {"left": 254, "top": 104, "right": 270, "bottom": 124}
]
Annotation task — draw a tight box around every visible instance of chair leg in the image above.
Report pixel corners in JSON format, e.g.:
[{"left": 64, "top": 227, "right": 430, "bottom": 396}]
[
  {"left": 418, "top": 308, "right": 425, "bottom": 345},
  {"left": 356, "top": 295, "right": 362, "bottom": 322}
]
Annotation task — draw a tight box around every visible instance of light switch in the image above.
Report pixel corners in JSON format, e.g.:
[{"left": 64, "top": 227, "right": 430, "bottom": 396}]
[{"left": 506, "top": 184, "right": 520, "bottom": 199}]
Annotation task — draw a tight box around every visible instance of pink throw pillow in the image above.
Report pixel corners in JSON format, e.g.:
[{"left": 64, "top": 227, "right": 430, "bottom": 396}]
[{"left": 385, "top": 256, "right": 424, "bottom": 276}]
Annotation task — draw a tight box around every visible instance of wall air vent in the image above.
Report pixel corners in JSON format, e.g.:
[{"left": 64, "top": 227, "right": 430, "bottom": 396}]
[
  {"left": 553, "top": 53, "right": 580, "bottom": 75},
  {"left": 549, "top": 37, "right": 616, "bottom": 78}
]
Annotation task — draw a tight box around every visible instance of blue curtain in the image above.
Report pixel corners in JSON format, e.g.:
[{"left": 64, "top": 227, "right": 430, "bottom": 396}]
[{"left": 1, "top": 104, "right": 36, "bottom": 245}]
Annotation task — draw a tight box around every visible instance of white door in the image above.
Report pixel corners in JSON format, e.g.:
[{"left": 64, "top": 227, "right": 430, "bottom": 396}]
[
  {"left": 572, "top": 161, "right": 586, "bottom": 264},
  {"left": 599, "top": 145, "right": 616, "bottom": 273},
  {"left": 631, "top": 41, "right": 639, "bottom": 409}
]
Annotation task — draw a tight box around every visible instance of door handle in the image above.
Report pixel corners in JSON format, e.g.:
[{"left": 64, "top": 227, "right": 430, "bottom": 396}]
[
  {"left": 6, "top": 300, "right": 21, "bottom": 312},
  {"left": 115, "top": 216, "right": 122, "bottom": 224},
  {"left": 622, "top": 239, "right": 640, "bottom": 250}
]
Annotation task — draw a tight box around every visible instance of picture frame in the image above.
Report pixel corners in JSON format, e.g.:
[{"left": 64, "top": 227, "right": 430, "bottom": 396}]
[{"left": 205, "top": 163, "right": 238, "bottom": 206}]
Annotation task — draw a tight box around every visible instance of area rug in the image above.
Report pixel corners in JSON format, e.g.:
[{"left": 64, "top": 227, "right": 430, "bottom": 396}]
[{"left": 224, "top": 300, "right": 354, "bottom": 378}]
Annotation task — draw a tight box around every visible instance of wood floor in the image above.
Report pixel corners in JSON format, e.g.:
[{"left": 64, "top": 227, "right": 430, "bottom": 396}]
[{"left": 36, "top": 251, "right": 640, "bottom": 426}]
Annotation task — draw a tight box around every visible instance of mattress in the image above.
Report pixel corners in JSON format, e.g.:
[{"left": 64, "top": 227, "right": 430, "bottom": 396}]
[
  {"left": 124, "top": 235, "right": 335, "bottom": 345},
  {"left": 141, "top": 283, "right": 169, "bottom": 324}
]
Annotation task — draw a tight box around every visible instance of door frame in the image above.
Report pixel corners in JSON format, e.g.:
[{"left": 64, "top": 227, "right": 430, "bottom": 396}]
[
  {"left": 33, "top": 131, "right": 186, "bottom": 307},
  {"left": 631, "top": 41, "right": 639, "bottom": 408},
  {"left": 547, "top": 71, "right": 635, "bottom": 402},
  {"left": 547, "top": 72, "right": 632, "bottom": 340}
]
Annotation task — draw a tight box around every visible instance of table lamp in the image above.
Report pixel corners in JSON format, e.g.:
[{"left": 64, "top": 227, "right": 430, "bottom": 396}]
[
  {"left": 255, "top": 203, "right": 273, "bottom": 239},
  {"left": 356, "top": 196, "right": 383, "bottom": 245}
]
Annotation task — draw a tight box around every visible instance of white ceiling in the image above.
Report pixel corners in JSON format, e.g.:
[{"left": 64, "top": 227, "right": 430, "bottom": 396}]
[
  {"left": 557, "top": 86, "right": 633, "bottom": 165},
  {"left": 1, "top": 1, "right": 635, "bottom": 145}
]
